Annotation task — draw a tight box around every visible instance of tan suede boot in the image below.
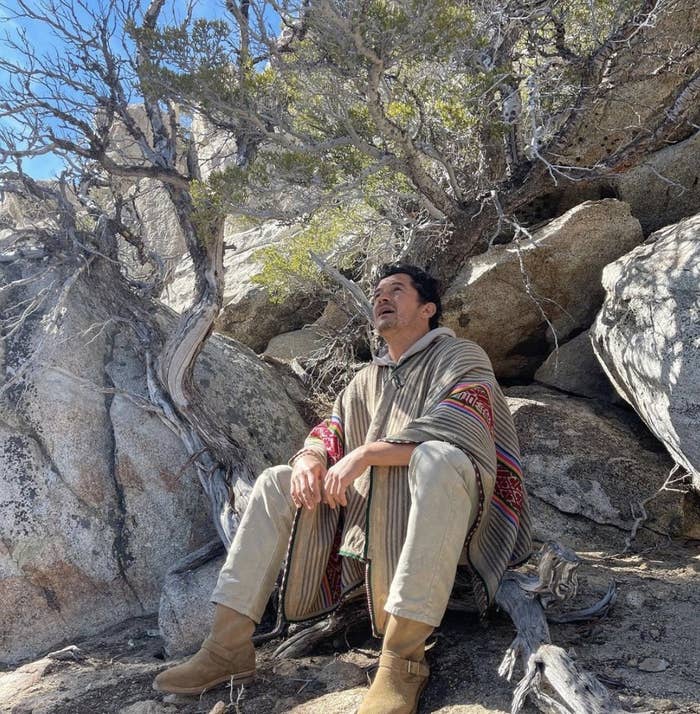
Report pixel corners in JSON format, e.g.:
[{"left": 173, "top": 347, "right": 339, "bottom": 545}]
[
  {"left": 153, "top": 605, "right": 256, "bottom": 695},
  {"left": 358, "top": 615, "right": 433, "bottom": 714}
]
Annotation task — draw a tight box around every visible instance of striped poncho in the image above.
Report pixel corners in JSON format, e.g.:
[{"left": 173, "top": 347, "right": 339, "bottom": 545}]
[{"left": 281, "top": 328, "right": 531, "bottom": 635}]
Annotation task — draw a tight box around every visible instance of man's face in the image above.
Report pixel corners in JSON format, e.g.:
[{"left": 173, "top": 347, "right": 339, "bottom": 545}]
[{"left": 372, "top": 273, "right": 435, "bottom": 336}]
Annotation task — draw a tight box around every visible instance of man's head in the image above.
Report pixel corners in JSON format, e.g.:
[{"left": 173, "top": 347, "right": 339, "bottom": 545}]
[{"left": 372, "top": 264, "right": 442, "bottom": 337}]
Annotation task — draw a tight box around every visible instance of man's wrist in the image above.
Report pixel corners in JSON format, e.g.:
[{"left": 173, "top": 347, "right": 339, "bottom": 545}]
[
  {"left": 290, "top": 448, "right": 326, "bottom": 468},
  {"left": 354, "top": 443, "right": 372, "bottom": 468}
]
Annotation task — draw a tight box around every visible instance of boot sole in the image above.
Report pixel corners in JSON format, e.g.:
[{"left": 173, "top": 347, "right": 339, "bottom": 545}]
[{"left": 152, "top": 669, "right": 256, "bottom": 695}]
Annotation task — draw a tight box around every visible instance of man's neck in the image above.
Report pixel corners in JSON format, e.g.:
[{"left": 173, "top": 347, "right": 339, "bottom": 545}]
[{"left": 384, "top": 327, "right": 431, "bottom": 363}]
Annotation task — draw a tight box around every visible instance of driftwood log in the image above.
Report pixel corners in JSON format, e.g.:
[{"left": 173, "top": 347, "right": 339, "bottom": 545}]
[{"left": 260, "top": 542, "right": 623, "bottom": 714}]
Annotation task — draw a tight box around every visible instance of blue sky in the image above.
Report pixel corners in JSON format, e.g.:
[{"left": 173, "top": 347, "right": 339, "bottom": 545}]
[
  {"left": 0, "top": 2, "right": 65, "bottom": 177},
  {"left": 0, "top": 0, "right": 280, "bottom": 179}
]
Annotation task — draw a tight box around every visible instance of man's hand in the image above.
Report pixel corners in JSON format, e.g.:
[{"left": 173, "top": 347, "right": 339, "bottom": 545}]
[
  {"left": 324, "top": 441, "right": 417, "bottom": 509},
  {"left": 291, "top": 454, "right": 327, "bottom": 511},
  {"left": 323, "top": 447, "right": 368, "bottom": 509}
]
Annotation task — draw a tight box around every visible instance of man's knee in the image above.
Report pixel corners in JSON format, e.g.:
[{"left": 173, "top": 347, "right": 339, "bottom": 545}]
[
  {"left": 251, "top": 464, "right": 294, "bottom": 501},
  {"left": 409, "top": 441, "right": 474, "bottom": 487}
]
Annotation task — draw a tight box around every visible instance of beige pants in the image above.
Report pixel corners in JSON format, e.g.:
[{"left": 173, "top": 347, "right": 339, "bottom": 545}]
[{"left": 212, "top": 440, "right": 478, "bottom": 627}]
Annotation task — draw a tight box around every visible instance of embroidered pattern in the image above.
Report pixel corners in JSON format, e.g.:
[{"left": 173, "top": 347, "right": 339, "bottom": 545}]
[
  {"left": 308, "top": 415, "right": 344, "bottom": 465},
  {"left": 439, "top": 381, "right": 495, "bottom": 437},
  {"left": 492, "top": 445, "right": 525, "bottom": 528}
]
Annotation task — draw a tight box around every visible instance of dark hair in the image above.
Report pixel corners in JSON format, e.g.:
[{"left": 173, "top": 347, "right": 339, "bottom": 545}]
[{"left": 376, "top": 263, "right": 442, "bottom": 330}]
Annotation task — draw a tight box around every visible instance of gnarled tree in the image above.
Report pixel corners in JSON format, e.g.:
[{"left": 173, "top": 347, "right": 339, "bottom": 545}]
[{"left": 135, "top": 0, "right": 700, "bottom": 289}]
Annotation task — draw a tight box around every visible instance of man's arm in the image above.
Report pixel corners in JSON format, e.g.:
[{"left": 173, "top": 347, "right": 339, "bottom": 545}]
[{"left": 323, "top": 441, "right": 416, "bottom": 509}]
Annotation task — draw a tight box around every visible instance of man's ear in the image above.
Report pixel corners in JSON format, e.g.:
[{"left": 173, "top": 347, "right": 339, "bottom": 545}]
[{"left": 422, "top": 302, "right": 437, "bottom": 319}]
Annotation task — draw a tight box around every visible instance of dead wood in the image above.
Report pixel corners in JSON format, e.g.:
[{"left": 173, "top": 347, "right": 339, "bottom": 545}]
[
  {"left": 496, "top": 542, "right": 623, "bottom": 714},
  {"left": 272, "top": 599, "right": 370, "bottom": 659},
  {"left": 46, "top": 645, "right": 86, "bottom": 662}
]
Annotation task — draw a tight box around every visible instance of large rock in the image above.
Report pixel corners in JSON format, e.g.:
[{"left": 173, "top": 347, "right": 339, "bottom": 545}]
[
  {"left": 508, "top": 386, "right": 680, "bottom": 551},
  {"left": 100, "top": 105, "right": 188, "bottom": 277},
  {"left": 591, "top": 212, "right": 700, "bottom": 490},
  {"left": 191, "top": 113, "right": 238, "bottom": 181},
  {"left": 555, "top": 0, "right": 700, "bottom": 172},
  {"left": 158, "top": 542, "right": 226, "bottom": 657},
  {"left": 131, "top": 178, "right": 187, "bottom": 268},
  {"left": 534, "top": 331, "right": 622, "bottom": 403},
  {"left": 520, "top": 132, "right": 700, "bottom": 238},
  {"left": 0, "top": 230, "right": 308, "bottom": 665},
  {"left": 164, "top": 219, "right": 324, "bottom": 352},
  {"left": 264, "top": 326, "right": 327, "bottom": 361},
  {"left": 442, "top": 199, "right": 643, "bottom": 378},
  {"left": 612, "top": 132, "right": 700, "bottom": 235},
  {"left": 158, "top": 543, "right": 225, "bottom": 656},
  {"left": 264, "top": 300, "right": 368, "bottom": 363}
]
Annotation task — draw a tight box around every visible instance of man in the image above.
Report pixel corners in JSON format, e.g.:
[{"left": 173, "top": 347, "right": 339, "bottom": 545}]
[{"left": 154, "top": 264, "right": 531, "bottom": 713}]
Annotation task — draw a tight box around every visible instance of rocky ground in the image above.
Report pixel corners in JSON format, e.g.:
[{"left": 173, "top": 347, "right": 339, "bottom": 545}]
[{"left": 2, "top": 537, "right": 698, "bottom": 714}]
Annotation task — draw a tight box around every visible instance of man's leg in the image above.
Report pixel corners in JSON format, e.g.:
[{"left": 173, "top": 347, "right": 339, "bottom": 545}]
[
  {"left": 212, "top": 464, "right": 297, "bottom": 622},
  {"left": 359, "top": 440, "right": 479, "bottom": 714},
  {"left": 154, "top": 464, "right": 296, "bottom": 694}
]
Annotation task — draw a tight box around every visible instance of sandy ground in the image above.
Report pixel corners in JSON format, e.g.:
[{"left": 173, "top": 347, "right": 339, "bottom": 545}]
[{"left": 2, "top": 539, "right": 699, "bottom": 714}]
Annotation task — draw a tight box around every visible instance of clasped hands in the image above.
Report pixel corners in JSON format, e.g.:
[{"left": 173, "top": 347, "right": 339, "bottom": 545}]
[{"left": 290, "top": 449, "right": 367, "bottom": 511}]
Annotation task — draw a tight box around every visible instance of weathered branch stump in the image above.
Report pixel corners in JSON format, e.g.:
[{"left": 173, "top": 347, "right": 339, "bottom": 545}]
[{"left": 495, "top": 542, "right": 623, "bottom": 713}]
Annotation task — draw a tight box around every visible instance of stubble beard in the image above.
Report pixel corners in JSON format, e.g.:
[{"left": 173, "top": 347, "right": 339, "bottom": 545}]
[{"left": 374, "top": 313, "right": 398, "bottom": 336}]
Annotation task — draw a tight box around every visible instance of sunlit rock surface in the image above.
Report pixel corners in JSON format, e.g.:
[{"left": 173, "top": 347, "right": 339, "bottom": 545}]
[
  {"left": 443, "top": 200, "right": 643, "bottom": 378},
  {"left": 592, "top": 212, "right": 700, "bottom": 490},
  {"left": 163, "top": 218, "right": 324, "bottom": 352},
  {"left": 508, "top": 386, "right": 680, "bottom": 550}
]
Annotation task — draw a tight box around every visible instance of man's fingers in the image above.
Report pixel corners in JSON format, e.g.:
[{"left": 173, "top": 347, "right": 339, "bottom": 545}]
[
  {"left": 307, "top": 468, "right": 322, "bottom": 508},
  {"left": 300, "top": 478, "right": 313, "bottom": 509},
  {"left": 291, "top": 455, "right": 328, "bottom": 511},
  {"left": 331, "top": 478, "right": 347, "bottom": 507},
  {"left": 337, "top": 488, "right": 348, "bottom": 507},
  {"left": 293, "top": 464, "right": 349, "bottom": 511},
  {"left": 307, "top": 470, "right": 321, "bottom": 504},
  {"left": 291, "top": 478, "right": 303, "bottom": 509},
  {"left": 323, "top": 475, "right": 334, "bottom": 509},
  {"left": 323, "top": 469, "right": 347, "bottom": 510},
  {"left": 292, "top": 473, "right": 313, "bottom": 510},
  {"left": 321, "top": 473, "right": 332, "bottom": 508},
  {"left": 296, "top": 467, "right": 320, "bottom": 510}
]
